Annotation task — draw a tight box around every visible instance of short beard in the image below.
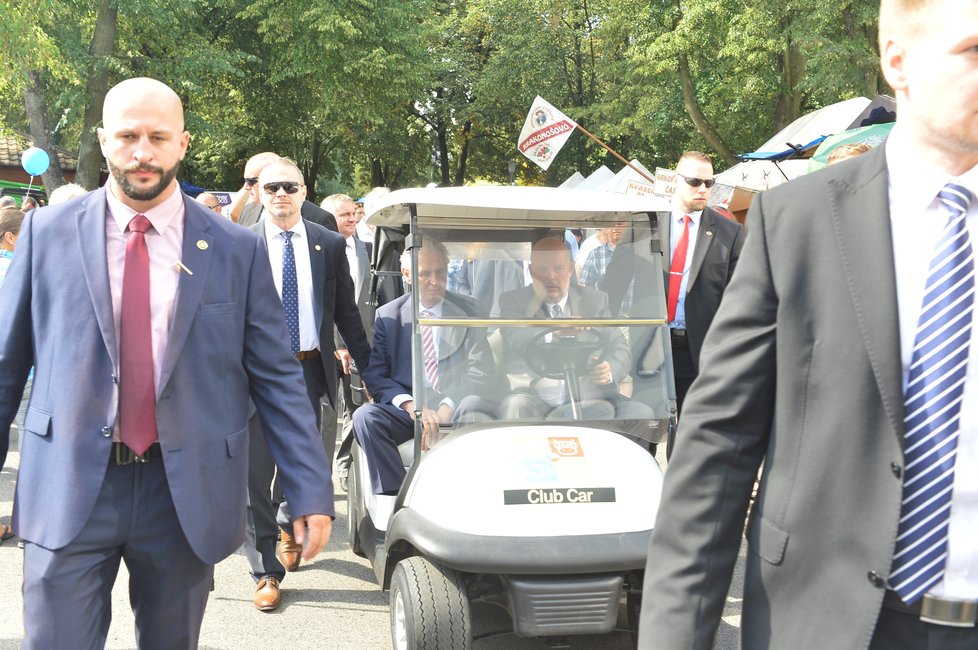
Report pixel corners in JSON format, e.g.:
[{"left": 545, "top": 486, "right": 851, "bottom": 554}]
[{"left": 108, "top": 159, "right": 179, "bottom": 202}]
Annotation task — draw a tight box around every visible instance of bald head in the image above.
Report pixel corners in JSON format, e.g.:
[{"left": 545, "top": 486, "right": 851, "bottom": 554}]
[
  {"left": 98, "top": 77, "right": 189, "bottom": 211},
  {"left": 103, "top": 78, "right": 185, "bottom": 131}
]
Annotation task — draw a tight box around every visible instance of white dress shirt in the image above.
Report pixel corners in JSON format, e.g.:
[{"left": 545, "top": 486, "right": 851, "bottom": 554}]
[
  {"left": 886, "top": 125, "right": 978, "bottom": 599},
  {"left": 263, "top": 218, "right": 318, "bottom": 353},
  {"left": 668, "top": 207, "right": 701, "bottom": 329},
  {"left": 345, "top": 235, "right": 361, "bottom": 298}
]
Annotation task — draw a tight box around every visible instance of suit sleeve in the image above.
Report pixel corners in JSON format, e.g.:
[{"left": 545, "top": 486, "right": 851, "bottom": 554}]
[
  {"left": 638, "top": 195, "right": 776, "bottom": 649},
  {"left": 0, "top": 212, "right": 35, "bottom": 469},
  {"left": 361, "top": 309, "right": 407, "bottom": 406},
  {"left": 242, "top": 237, "right": 334, "bottom": 518},
  {"left": 330, "top": 236, "right": 372, "bottom": 373}
]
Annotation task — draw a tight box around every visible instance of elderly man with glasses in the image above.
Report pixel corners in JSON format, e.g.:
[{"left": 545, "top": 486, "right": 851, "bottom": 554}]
[{"left": 242, "top": 158, "right": 371, "bottom": 611}]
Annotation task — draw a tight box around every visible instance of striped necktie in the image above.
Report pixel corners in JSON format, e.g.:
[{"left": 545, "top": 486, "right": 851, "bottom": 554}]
[
  {"left": 889, "top": 183, "right": 974, "bottom": 604},
  {"left": 421, "top": 309, "right": 440, "bottom": 393}
]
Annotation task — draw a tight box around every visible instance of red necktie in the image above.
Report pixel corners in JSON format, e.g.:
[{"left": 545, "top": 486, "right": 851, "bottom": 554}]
[
  {"left": 667, "top": 215, "right": 692, "bottom": 323},
  {"left": 119, "top": 214, "right": 158, "bottom": 454}
]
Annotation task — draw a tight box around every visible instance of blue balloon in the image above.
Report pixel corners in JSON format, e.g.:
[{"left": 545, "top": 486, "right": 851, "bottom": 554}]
[{"left": 21, "top": 147, "right": 50, "bottom": 176}]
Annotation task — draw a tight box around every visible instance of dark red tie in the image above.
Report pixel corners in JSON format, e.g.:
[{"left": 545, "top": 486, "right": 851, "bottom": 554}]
[
  {"left": 119, "top": 214, "right": 158, "bottom": 454},
  {"left": 667, "top": 215, "right": 692, "bottom": 323}
]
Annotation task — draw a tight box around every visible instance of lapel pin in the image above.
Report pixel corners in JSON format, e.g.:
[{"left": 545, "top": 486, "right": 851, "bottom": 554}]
[
  {"left": 706, "top": 230, "right": 714, "bottom": 237},
  {"left": 173, "top": 260, "right": 194, "bottom": 276},
  {"left": 196, "top": 240, "right": 208, "bottom": 250},
  {"left": 315, "top": 244, "right": 322, "bottom": 251}
]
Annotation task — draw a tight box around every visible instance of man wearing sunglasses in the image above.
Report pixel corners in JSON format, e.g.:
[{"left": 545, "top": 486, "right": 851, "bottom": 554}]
[
  {"left": 661, "top": 151, "right": 744, "bottom": 439},
  {"left": 244, "top": 158, "right": 371, "bottom": 611},
  {"left": 233, "top": 153, "right": 337, "bottom": 232}
]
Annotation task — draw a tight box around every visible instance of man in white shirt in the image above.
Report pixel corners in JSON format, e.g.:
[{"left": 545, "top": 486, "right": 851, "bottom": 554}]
[
  {"left": 640, "top": 1, "right": 978, "bottom": 648},
  {"left": 243, "top": 160, "right": 371, "bottom": 611}
]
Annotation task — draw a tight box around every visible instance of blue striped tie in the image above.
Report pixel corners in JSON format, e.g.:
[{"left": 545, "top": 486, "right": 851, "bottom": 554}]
[{"left": 889, "top": 183, "right": 974, "bottom": 604}]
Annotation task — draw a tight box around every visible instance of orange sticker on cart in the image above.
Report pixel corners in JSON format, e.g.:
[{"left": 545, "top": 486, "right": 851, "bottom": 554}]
[{"left": 548, "top": 437, "right": 584, "bottom": 457}]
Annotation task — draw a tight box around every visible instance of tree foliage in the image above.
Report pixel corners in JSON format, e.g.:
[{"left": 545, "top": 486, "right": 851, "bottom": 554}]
[{"left": 0, "top": 0, "right": 884, "bottom": 192}]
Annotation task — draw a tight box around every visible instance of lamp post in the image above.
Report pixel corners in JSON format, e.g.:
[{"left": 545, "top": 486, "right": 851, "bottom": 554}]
[{"left": 507, "top": 160, "right": 517, "bottom": 186}]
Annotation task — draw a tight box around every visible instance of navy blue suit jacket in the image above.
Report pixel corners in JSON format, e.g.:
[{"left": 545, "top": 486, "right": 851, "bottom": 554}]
[
  {"left": 252, "top": 219, "right": 371, "bottom": 407},
  {"left": 0, "top": 187, "right": 333, "bottom": 564}
]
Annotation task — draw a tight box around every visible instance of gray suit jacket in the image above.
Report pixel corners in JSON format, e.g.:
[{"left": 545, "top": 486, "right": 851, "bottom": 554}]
[
  {"left": 640, "top": 144, "right": 906, "bottom": 648},
  {"left": 658, "top": 206, "right": 744, "bottom": 368},
  {"left": 0, "top": 188, "right": 333, "bottom": 565},
  {"left": 335, "top": 235, "right": 374, "bottom": 348}
]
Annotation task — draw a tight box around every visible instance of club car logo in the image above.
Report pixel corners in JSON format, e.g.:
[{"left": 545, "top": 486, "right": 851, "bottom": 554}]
[
  {"left": 504, "top": 487, "right": 616, "bottom": 505},
  {"left": 548, "top": 436, "right": 584, "bottom": 458}
]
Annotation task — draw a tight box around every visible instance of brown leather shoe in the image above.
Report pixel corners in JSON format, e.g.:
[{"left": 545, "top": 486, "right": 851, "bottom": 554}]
[
  {"left": 253, "top": 576, "right": 281, "bottom": 611},
  {"left": 277, "top": 529, "right": 302, "bottom": 572}
]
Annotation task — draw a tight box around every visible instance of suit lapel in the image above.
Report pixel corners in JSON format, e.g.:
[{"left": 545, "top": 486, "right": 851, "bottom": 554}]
[
  {"left": 158, "top": 199, "right": 214, "bottom": 394},
  {"left": 439, "top": 298, "right": 467, "bottom": 360},
  {"left": 306, "top": 222, "right": 325, "bottom": 332},
  {"left": 686, "top": 208, "right": 716, "bottom": 291},
  {"left": 75, "top": 188, "right": 118, "bottom": 368},
  {"left": 356, "top": 238, "right": 369, "bottom": 303},
  {"left": 828, "top": 146, "right": 905, "bottom": 440}
]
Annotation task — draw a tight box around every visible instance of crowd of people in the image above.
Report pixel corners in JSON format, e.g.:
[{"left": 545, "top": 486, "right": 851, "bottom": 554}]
[{"left": 0, "top": 0, "right": 975, "bottom": 648}]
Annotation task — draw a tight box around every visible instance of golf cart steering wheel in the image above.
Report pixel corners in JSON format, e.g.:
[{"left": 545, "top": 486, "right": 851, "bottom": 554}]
[{"left": 524, "top": 326, "right": 609, "bottom": 380}]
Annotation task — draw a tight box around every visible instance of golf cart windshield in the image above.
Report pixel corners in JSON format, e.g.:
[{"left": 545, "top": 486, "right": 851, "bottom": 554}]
[{"left": 367, "top": 187, "right": 675, "bottom": 446}]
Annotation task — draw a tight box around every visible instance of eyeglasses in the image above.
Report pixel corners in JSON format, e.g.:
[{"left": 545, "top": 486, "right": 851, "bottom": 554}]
[
  {"left": 679, "top": 174, "right": 716, "bottom": 189},
  {"left": 244, "top": 177, "right": 259, "bottom": 187},
  {"left": 263, "top": 182, "right": 304, "bottom": 195}
]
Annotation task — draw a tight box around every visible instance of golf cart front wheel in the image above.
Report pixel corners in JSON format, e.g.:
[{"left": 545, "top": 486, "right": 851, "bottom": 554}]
[{"left": 390, "top": 556, "right": 471, "bottom": 650}]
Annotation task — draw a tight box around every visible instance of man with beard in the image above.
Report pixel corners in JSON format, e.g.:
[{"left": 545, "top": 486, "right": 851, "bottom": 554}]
[{"left": 0, "top": 77, "right": 334, "bottom": 648}]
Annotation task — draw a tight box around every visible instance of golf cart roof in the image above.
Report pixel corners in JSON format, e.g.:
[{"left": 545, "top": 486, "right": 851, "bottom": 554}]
[{"left": 365, "top": 186, "right": 671, "bottom": 229}]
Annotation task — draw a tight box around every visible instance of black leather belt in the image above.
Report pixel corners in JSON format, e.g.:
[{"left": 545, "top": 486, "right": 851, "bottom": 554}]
[
  {"left": 296, "top": 349, "right": 320, "bottom": 360},
  {"left": 670, "top": 328, "right": 687, "bottom": 338},
  {"left": 111, "top": 442, "right": 162, "bottom": 465},
  {"left": 882, "top": 590, "right": 978, "bottom": 628}
]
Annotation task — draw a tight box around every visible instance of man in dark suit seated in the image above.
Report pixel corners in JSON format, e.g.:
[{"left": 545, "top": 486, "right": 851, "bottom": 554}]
[
  {"left": 498, "top": 236, "right": 649, "bottom": 421},
  {"left": 354, "top": 239, "right": 495, "bottom": 495}
]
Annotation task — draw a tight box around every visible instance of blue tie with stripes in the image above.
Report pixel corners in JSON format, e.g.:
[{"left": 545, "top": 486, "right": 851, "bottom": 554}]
[{"left": 889, "top": 183, "right": 974, "bottom": 604}]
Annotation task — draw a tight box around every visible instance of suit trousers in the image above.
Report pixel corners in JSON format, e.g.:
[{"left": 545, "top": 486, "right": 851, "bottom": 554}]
[
  {"left": 353, "top": 397, "right": 497, "bottom": 494},
  {"left": 22, "top": 456, "right": 213, "bottom": 650},
  {"left": 244, "top": 356, "right": 332, "bottom": 582},
  {"left": 333, "top": 370, "right": 361, "bottom": 477},
  {"left": 869, "top": 606, "right": 978, "bottom": 649}
]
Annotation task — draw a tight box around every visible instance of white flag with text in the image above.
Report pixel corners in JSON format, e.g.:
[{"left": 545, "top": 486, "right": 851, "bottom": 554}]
[{"left": 518, "top": 97, "right": 578, "bottom": 170}]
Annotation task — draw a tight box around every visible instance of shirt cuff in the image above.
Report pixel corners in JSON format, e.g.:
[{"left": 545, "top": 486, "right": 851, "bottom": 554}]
[{"left": 393, "top": 394, "right": 413, "bottom": 409}]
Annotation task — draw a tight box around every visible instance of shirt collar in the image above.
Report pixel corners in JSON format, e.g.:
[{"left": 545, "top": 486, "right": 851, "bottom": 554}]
[
  {"left": 106, "top": 182, "right": 184, "bottom": 235},
  {"left": 886, "top": 124, "right": 978, "bottom": 212},
  {"left": 671, "top": 207, "right": 702, "bottom": 226},
  {"left": 420, "top": 300, "right": 444, "bottom": 317},
  {"left": 263, "top": 216, "right": 307, "bottom": 242}
]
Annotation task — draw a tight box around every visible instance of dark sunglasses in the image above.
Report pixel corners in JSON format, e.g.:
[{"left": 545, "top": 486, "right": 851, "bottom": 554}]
[
  {"left": 263, "top": 182, "right": 304, "bottom": 195},
  {"left": 244, "top": 177, "right": 259, "bottom": 187},
  {"left": 679, "top": 174, "right": 716, "bottom": 189}
]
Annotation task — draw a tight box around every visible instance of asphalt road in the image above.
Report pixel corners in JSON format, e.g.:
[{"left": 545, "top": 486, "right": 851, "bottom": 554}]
[{"left": 0, "top": 429, "right": 743, "bottom": 649}]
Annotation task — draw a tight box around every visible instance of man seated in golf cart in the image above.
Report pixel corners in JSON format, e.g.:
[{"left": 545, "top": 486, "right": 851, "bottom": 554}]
[
  {"left": 353, "top": 239, "right": 496, "bottom": 495},
  {"left": 498, "top": 235, "right": 651, "bottom": 421}
]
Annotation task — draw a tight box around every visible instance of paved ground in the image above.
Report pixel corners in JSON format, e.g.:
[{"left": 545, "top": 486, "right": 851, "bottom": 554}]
[{"left": 0, "top": 429, "right": 743, "bottom": 649}]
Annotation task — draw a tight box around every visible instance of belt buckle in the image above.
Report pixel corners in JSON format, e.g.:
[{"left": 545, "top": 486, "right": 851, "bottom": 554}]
[
  {"left": 920, "top": 595, "right": 978, "bottom": 628},
  {"left": 113, "top": 443, "right": 133, "bottom": 466}
]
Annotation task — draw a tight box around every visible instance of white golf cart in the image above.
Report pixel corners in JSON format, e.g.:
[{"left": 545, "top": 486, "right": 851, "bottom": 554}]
[{"left": 348, "top": 186, "right": 676, "bottom": 648}]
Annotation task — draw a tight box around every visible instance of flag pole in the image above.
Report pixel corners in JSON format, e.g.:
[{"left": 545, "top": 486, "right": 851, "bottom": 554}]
[{"left": 574, "top": 123, "right": 657, "bottom": 186}]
